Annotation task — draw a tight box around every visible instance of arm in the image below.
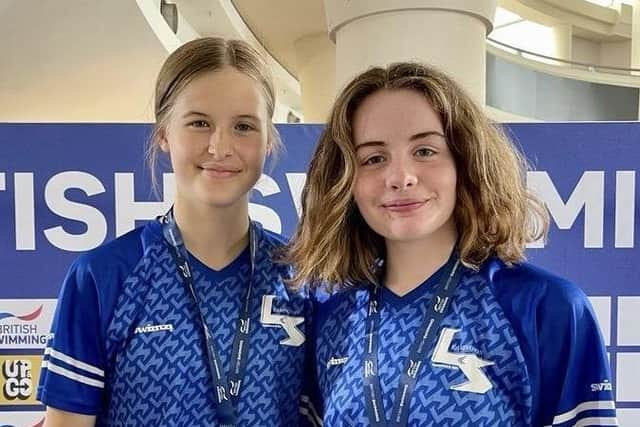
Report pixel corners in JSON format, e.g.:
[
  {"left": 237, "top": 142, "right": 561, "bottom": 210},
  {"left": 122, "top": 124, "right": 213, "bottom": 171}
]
[
  {"left": 537, "top": 283, "right": 617, "bottom": 427},
  {"left": 37, "top": 257, "right": 106, "bottom": 417},
  {"left": 43, "top": 407, "right": 96, "bottom": 427}
]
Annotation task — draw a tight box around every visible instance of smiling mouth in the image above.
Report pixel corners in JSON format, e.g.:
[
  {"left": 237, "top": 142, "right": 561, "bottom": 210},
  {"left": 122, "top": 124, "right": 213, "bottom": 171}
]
[
  {"left": 382, "top": 200, "right": 427, "bottom": 212},
  {"left": 199, "top": 166, "right": 241, "bottom": 178}
]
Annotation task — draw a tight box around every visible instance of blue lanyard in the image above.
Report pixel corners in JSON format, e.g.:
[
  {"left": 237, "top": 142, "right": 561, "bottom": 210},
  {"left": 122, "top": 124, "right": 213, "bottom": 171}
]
[
  {"left": 363, "top": 250, "right": 463, "bottom": 427},
  {"left": 161, "top": 209, "right": 257, "bottom": 426}
]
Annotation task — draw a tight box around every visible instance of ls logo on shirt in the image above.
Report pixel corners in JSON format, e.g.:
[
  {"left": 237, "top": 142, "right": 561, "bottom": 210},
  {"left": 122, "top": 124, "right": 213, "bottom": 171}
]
[
  {"left": 431, "top": 328, "right": 494, "bottom": 394},
  {"left": 260, "top": 295, "right": 305, "bottom": 347}
]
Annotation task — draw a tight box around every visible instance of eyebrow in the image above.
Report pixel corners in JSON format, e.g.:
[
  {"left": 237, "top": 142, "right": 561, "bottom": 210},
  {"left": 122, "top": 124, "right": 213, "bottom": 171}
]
[
  {"left": 355, "top": 131, "right": 446, "bottom": 151},
  {"left": 235, "top": 114, "right": 261, "bottom": 121},
  {"left": 181, "top": 111, "right": 209, "bottom": 119},
  {"left": 181, "top": 111, "right": 261, "bottom": 121}
]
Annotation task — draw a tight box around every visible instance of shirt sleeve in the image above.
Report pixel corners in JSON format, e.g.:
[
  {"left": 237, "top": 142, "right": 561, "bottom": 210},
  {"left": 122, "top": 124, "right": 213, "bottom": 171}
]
[
  {"left": 37, "top": 256, "right": 106, "bottom": 415},
  {"left": 537, "top": 282, "right": 617, "bottom": 427},
  {"left": 300, "top": 292, "right": 324, "bottom": 427}
]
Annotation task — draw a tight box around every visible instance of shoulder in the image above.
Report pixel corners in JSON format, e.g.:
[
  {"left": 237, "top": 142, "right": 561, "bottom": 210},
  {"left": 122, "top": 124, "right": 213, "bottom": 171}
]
[
  {"left": 254, "top": 223, "right": 288, "bottom": 268},
  {"left": 254, "top": 222, "right": 291, "bottom": 274},
  {"left": 478, "top": 258, "right": 592, "bottom": 316},
  {"left": 311, "top": 284, "right": 369, "bottom": 327},
  {"left": 479, "top": 261, "right": 615, "bottom": 426},
  {"left": 256, "top": 224, "right": 288, "bottom": 250},
  {"left": 71, "top": 222, "right": 162, "bottom": 278},
  {"left": 48, "top": 223, "right": 164, "bottom": 347},
  {"left": 476, "top": 258, "right": 604, "bottom": 365},
  {"left": 61, "top": 222, "right": 164, "bottom": 307}
]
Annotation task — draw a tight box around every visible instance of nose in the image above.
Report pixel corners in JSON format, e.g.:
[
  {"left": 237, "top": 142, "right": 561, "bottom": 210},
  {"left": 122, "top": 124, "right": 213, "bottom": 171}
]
[
  {"left": 385, "top": 158, "right": 417, "bottom": 190},
  {"left": 208, "top": 129, "right": 232, "bottom": 160}
]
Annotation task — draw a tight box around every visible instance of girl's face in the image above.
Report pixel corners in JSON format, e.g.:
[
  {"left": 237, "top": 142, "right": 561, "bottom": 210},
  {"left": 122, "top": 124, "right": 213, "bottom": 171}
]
[
  {"left": 159, "top": 66, "right": 270, "bottom": 211},
  {"left": 351, "top": 88, "right": 457, "bottom": 245}
]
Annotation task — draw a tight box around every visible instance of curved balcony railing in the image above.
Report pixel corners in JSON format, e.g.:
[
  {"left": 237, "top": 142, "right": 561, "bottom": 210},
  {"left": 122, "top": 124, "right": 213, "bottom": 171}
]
[
  {"left": 485, "top": 38, "right": 640, "bottom": 121},
  {"left": 487, "top": 37, "right": 640, "bottom": 76}
]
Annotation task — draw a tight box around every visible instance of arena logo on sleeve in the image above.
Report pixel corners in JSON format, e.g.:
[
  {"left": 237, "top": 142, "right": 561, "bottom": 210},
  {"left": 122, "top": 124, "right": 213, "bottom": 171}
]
[{"left": 0, "top": 300, "right": 56, "bottom": 349}]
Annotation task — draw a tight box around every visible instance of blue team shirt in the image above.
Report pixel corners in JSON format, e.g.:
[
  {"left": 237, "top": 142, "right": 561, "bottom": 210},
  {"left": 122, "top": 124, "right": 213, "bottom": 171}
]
[
  {"left": 301, "top": 259, "right": 616, "bottom": 427},
  {"left": 37, "top": 220, "right": 309, "bottom": 426}
]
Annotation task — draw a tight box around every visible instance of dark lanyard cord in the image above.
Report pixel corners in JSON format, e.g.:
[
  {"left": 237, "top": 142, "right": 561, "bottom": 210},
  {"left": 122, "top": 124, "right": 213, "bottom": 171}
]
[
  {"left": 363, "top": 250, "right": 463, "bottom": 427},
  {"left": 161, "top": 209, "right": 256, "bottom": 426}
]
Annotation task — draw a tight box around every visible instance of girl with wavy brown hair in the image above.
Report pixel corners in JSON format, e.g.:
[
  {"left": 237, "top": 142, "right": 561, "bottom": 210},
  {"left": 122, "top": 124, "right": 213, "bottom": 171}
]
[{"left": 294, "top": 63, "right": 616, "bottom": 427}]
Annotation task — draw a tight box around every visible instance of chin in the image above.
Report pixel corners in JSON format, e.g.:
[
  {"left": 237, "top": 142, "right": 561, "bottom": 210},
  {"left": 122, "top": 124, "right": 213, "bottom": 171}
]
[
  {"left": 384, "top": 232, "right": 428, "bottom": 243},
  {"left": 378, "top": 226, "right": 422, "bottom": 242},
  {"left": 380, "top": 223, "right": 450, "bottom": 244},
  {"left": 196, "top": 193, "right": 247, "bottom": 209},
  {"left": 197, "top": 184, "right": 253, "bottom": 204}
]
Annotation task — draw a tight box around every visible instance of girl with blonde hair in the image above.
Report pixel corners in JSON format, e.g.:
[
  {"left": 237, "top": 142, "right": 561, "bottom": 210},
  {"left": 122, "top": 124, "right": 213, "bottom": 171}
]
[{"left": 38, "top": 37, "right": 309, "bottom": 427}]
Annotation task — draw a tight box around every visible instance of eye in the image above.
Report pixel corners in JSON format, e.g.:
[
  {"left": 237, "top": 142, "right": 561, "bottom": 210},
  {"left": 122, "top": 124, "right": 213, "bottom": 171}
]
[
  {"left": 362, "top": 154, "right": 386, "bottom": 166},
  {"left": 188, "top": 120, "right": 209, "bottom": 129},
  {"left": 235, "top": 122, "right": 256, "bottom": 132},
  {"left": 414, "top": 147, "right": 436, "bottom": 158}
]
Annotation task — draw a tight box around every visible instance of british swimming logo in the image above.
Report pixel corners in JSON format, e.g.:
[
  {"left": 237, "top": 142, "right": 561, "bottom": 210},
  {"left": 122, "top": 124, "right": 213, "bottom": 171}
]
[
  {"left": 0, "top": 300, "right": 56, "bottom": 349},
  {"left": 0, "top": 306, "right": 42, "bottom": 322}
]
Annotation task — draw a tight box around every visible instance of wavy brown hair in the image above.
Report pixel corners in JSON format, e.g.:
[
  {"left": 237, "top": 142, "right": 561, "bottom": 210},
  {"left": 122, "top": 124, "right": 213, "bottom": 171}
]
[
  {"left": 286, "top": 62, "right": 549, "bottom": 288},
  {"left": 147, "top": 37, "right": 281, "bottom": 192}
]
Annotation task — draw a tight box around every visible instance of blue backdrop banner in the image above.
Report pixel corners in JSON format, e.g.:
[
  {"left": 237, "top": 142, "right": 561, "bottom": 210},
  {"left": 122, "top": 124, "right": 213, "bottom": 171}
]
[{"left": 0, "top": 123, "right": 638, "bottom": 425}]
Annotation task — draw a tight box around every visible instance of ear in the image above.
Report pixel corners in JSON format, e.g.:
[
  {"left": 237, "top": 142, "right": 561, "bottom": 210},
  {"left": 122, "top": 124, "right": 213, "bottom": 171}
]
[
  {"left": 266, "top": 136, "right": 273, "bottom": 154},
  {"left": 157, "top": 128, "right": 170, "bottom": 153},
  {"left": 266, "top": 125, "right": 277, "bottom": 154}
]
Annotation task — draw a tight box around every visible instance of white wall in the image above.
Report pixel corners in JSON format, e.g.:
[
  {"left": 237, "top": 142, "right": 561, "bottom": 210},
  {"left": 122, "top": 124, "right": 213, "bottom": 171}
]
[
  {"left": 572, "top": 36, "right": 631, "bottom": 69},
  {"left": 600, "top": 39, "right": 632, "bottom": 68},
  {"left": 0, "top": 0, "right": 168, "bottom": 122},
  {"left": 492, "top": 20, "right": 557, "bottom": 57},
  {"left": 572, "top": 36, "right": 601, "bottom": 64}
]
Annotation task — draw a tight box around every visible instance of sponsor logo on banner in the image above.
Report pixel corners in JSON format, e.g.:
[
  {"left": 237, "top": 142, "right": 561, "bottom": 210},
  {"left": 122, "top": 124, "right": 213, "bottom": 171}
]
[
  {"left": 0, "top": 300, "right": 56, "bottom": 349},
  {"left": 0, "top": 355, "right": 43, "bottom": 406},
  {"left": 0, "top": 411, "right": 45, "bottom": 426}
]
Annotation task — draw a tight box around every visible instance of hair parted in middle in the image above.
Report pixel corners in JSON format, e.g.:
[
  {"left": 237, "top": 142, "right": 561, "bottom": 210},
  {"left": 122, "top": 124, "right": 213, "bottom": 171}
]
[
  {"left": 286, "top": 62, "right": 549, "bottom": 289},
  {"left": 146, "top": 36, "right": 281, "bottom": 193}
]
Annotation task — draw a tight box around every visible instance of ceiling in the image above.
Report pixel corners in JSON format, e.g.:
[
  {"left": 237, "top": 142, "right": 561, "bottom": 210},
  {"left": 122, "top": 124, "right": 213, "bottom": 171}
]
[
  {"left": 231, "top": 0, "right": 328, "bottom": 79},
  {"left": 228, "top": 0, "right": 633, "bottom": 81}
]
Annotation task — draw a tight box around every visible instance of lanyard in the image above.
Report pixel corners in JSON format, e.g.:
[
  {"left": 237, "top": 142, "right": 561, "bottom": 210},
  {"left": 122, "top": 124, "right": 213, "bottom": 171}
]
[
  {"left": 363, "top": 249, "right": 463, "bottom": 427},
  {"left": 161, "top": 209, "right": 257, "bottom": 426}
]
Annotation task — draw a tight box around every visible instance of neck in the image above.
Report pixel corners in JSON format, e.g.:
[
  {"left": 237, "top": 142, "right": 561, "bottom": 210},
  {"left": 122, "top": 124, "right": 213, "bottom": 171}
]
[
  {"left": 384, "top": 223, "right": 457, "bottom": 296},
  {"left": 173, "top": 197, "right": 250, "bottom": 270}
]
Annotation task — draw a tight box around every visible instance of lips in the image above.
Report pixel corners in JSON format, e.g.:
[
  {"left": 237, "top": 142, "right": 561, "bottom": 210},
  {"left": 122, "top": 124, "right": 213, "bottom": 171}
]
[
  {"left": 199, "top": 164, "right": 241, "bottom": 178},
  {"left": 381, "top": 198, "right": 427, "bottom": 213}
]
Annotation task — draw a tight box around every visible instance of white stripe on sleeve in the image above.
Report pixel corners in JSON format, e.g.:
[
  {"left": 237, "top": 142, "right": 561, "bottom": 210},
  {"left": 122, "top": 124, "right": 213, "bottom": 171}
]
[
  {"left": 45, "top": 347, "right": 104, "bottom": 377},
  {"left": 545, "top": 400, "right": 616, "bottom": 426},
  {"left": 41, "top": 360, "right": 105, "bottom": 389}
]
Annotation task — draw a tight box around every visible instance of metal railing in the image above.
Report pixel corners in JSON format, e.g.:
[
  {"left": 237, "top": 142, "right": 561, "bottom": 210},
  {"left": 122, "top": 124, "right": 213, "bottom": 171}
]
[{"left": 487, "top": 37, "right": 640, "bottom": 76}]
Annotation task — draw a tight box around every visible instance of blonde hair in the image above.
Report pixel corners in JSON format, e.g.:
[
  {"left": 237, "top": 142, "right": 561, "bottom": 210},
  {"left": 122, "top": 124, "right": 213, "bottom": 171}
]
[
  {"left": 147, "top": 37, "right": 281, "bottom": 191},
  {"left": 286, "top": 62, "right": 549, "bottom": 288}
]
